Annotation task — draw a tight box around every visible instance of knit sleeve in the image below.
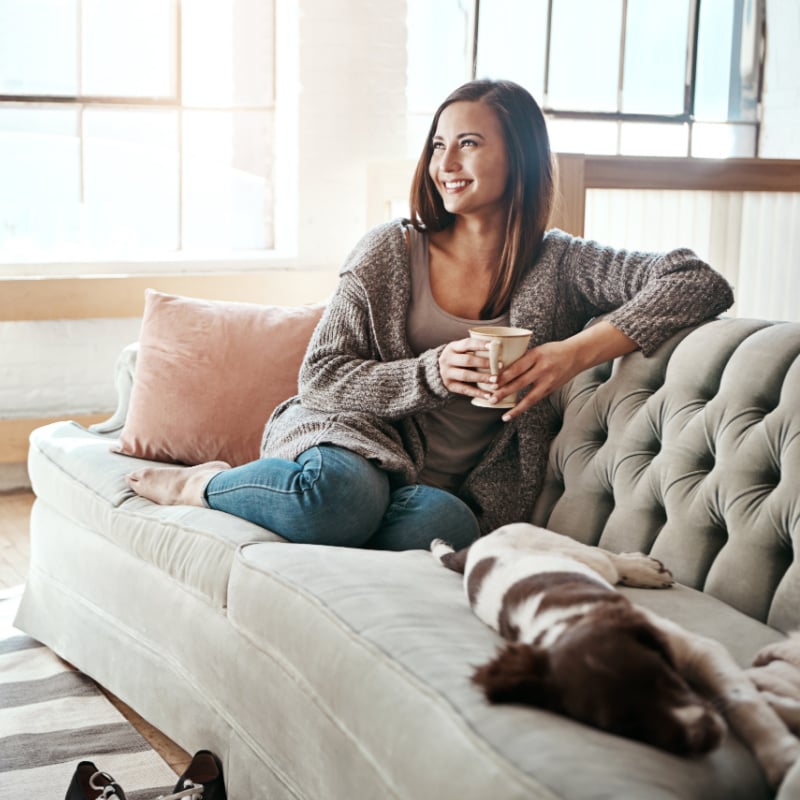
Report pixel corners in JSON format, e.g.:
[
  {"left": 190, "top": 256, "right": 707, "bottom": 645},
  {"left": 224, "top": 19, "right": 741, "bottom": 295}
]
[
  {"left": 560, "top": 236, "right": 735, "bottom": 355},
  {"left": 297, "top": 273, "right": 451, "bottom": 419}
]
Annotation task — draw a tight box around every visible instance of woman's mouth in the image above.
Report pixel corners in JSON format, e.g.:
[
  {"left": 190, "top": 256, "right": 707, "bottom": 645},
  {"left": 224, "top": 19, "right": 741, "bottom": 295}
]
[{"left": 443, "top": 179, "right": 472, "bottom": 193}]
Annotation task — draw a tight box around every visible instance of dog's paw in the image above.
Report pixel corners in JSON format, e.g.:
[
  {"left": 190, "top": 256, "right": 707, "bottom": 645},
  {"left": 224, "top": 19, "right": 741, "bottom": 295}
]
[
  {"left": 614, "top": 552, "right": 674, "bottom": 589},
  {"left": 752, "top": 632, "right": 800, "bottom": 668},
  {"left": 759, "top": 692, "right": 800, "bottom": 736},
  {"left": 430, "top": 539, "right": 454, "bottom": 559}
]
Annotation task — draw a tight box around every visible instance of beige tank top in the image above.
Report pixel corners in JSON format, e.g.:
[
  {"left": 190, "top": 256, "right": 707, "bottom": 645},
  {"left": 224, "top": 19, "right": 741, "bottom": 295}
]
[{"left": 406, "top": 227, "right": 509, "bottom": 493}]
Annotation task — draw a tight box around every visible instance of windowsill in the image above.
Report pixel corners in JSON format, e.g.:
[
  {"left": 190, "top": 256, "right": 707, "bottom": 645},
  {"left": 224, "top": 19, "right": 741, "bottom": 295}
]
[
  {"left": 0, "top": 264, "right": 340, "bottom": 322},
  {"left": 0, "top": 246, "right": 303, "bottom": 278}
]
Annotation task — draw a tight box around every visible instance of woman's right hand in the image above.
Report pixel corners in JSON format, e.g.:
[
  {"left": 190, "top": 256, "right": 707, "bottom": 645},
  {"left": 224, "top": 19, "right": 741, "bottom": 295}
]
[{"left": 438, "top": 337, "right": 495, "bottom": 401}]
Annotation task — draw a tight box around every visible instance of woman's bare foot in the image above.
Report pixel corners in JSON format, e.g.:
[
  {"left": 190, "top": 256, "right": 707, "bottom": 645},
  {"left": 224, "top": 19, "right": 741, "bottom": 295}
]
[{"left": 125, "top": 461, "right": 231, "bottom": 506}]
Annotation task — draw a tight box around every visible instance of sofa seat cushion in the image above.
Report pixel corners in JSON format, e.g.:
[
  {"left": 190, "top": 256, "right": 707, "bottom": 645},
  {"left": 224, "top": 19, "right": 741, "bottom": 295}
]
[
  {"left": 28, "top": 421, "right": 283, "bottom": 608},
  {"left": 228, "top": 542, "right": 780, "bottom": 800},
  {"left": 618, "top": 584, "right": 783, "bottom": 667}
]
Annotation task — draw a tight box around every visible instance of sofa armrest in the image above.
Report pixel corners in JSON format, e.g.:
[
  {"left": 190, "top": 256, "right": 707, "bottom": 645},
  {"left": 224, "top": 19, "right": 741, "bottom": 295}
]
[{"left": 89, "top": 342, "right": 139, "bottom": 435}]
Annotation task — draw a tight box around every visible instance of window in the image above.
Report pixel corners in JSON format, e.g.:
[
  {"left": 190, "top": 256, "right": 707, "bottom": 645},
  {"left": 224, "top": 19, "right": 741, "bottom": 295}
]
[
  {"left": 472, "top": 0, "right": 764, "bottom": 157},
  {"left": 0, "top": 0, "right": 275, "bottom": 266},
  {"left": 406, "top": 0, "right": 474, "bottom": 156}
]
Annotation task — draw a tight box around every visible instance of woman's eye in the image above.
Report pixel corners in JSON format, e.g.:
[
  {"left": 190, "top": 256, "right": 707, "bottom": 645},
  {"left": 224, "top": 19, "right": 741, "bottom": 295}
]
[
  {"left": 460, "top": 138, "right": 477, "bottom": 148},
  {"left": 432, "top": 141, "right": 445, "bottom": 150}
]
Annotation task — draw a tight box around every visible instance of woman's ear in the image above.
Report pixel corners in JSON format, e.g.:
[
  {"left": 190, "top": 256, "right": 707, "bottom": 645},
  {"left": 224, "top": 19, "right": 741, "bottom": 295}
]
[{"left": 472, "top": 642, "right": 557, "bottom": 707}]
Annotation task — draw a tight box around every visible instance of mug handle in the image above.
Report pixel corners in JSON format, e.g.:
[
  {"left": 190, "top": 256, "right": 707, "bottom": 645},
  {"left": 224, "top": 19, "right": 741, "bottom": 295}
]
[{"left": 487, "top": 339, "right": 502, "bottom": 375}]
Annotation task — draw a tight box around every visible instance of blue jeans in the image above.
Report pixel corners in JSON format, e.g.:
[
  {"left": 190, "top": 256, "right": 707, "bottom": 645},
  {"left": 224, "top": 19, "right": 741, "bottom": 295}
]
[{"left": 205, "top": 445, "right": 480, "bottom": 551}]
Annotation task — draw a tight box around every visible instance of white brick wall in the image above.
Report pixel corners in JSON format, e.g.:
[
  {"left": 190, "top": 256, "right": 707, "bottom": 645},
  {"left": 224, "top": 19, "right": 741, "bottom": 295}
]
[
  {"left": 294, "top": 0, "right": 408, "bottom": 264},
  {"left": 0, "top": 318, "right": 142, "bottom": 417}
]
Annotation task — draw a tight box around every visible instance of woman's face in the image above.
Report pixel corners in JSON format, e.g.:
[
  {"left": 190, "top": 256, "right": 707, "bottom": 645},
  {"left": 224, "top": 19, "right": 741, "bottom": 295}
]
[{"left": 428, "top": 100, "right": 510, "bottom": 222}]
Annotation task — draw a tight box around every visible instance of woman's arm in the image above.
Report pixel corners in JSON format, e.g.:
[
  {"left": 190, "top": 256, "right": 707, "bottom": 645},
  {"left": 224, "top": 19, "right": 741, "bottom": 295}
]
[
  {"left": 298, "top": 274, "right": 450, "bottom": 419},
  {"left": 563, "top": 239, "right": 734, "bottom": 356},
  {"left": 491, "top": 237, "right": 734, "bottom": 420}
]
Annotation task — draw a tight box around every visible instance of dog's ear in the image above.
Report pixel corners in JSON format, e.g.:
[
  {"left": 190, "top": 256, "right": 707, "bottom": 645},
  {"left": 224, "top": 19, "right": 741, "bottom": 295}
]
[
  {"left": 630, "top": 621, "right": 675, "bottom": 667},
  {"left": 472, "top": 643, "right": 556, "bottom": 707}
]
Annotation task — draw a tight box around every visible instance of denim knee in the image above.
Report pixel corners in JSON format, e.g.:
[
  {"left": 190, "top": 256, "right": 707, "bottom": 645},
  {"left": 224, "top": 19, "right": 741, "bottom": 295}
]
[
  {"left": 295, "top": 449, "right": 391, "bottom": 546},
  {"left": 206, "top": 446, "right": 391, "bottom": 547},
  {"left": 367, "top": 484, "right": 480, "bottom": 551}
]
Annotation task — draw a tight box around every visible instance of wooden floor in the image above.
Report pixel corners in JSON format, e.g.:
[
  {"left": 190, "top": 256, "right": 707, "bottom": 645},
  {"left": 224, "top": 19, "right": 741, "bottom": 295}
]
[{"left": 0, "top": 489, "right": 192, "bottom": 777}]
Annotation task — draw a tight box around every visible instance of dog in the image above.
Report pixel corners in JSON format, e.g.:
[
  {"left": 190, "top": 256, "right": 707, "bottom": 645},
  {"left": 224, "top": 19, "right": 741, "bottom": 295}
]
[{"left": 431, "top": 523, "right": 800, "bottom": 789}]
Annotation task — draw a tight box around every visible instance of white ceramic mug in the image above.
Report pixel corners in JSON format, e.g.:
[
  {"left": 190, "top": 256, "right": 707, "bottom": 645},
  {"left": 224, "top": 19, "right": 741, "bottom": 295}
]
[{"left": 468, "top": 325, "right": 533, "bottom": 409}]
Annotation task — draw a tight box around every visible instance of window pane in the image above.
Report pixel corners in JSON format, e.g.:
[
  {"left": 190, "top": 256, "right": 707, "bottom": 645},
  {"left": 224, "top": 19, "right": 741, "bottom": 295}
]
[
  {"left": 182, "top": 0, "right": 274, "bottom": 107},
  {"left": 691, "top": 122, "right": 756, "bottom": 157},
  {"left": 620, "top": 122, "right": 688, "bottom": 156},
  {"left": 475, "top": 0, "right": 548, "bottom": 99},
  {"left": 82, "top": 0, "right": 177, "bottom": 98},
  {"left": 407, "top": 0, "right": 472, "bottom": 113},
  {"left": 735, "top": 0, "right": 761, "bottom": 122},
  {"left": 182, "top": 110, "right": 274, "bottom": 250},
  {"left": 548, "top": 0, "right": 622, "bottom": 111},
  {"left": 83, "top": 109, "right": 179, "bottom": 252},
  {"left": 622, "top": 0, "right": 689, "bottom": 115},
  {"left": 694, "top": 0, "right": 761, "bottom": 123},
  {"left": 0, "top": 0, "right": 78, "bottom": 95},
  {"left": 547, "top": 118, "right": 618, "bottom": 155},
  {"left": 0, "top": 107, "right": 80, "bottom": 260}
]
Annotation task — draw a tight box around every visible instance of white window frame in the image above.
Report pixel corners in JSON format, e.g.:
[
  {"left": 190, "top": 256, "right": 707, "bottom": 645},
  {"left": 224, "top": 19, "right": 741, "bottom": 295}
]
[
  {"left": 471, "top": 0, "right": 765, "bottom": 158},
  {"left": 0, "top": 0, "right": 297, "bottom": 278}
]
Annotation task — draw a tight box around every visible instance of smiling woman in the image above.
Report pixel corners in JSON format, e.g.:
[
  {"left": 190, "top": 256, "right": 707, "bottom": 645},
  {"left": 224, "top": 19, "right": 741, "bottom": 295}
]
[
  {"left": 124, "top": 79, "right": 734, "bottom": 551},
  {"left": 429, "top": 102, "right": 509, "bottom": 225}
]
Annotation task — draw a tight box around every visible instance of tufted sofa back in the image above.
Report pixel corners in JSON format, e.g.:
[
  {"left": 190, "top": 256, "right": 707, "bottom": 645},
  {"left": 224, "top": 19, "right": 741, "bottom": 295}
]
[{"left": 533, "top": 317, "right": 800, "bottom": 634}]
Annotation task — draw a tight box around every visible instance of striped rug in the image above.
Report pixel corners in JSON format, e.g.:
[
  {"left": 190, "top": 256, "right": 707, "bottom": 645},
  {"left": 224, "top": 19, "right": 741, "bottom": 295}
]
[{"left": 0, "top": 589, "right": 179, "bottom": 799}]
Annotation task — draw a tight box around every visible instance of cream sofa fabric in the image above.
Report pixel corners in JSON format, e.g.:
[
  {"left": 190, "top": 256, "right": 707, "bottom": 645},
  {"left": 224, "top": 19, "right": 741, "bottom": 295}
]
[{"left": 15, "top": 316, "right": 800, "bottom": 799}]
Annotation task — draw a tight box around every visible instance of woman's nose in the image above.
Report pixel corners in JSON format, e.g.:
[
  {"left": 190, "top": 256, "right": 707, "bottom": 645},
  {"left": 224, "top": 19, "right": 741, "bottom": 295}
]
[{"left": 440, "top": 144, "right": 460, "bottom": 172}]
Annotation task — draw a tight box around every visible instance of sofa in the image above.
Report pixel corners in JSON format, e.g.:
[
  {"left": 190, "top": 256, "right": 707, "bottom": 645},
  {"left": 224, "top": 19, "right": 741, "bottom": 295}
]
[{"left": 15, "top": 305, "right": 800, "bottom": 800}]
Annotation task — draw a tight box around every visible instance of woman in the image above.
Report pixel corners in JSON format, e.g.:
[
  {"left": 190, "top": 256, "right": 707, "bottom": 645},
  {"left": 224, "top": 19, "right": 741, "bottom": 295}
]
[{"left": 127, "top": 79, "right": 734, "bottom": 550}]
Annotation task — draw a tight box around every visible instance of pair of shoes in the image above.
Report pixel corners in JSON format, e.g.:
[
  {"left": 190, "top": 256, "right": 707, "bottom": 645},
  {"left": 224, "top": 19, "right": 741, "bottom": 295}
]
[
  {"left": 65, "top": 761, "right": 126, "bottom": 800},
  {"left": 159, "top": 750, "right": 226, "bottom": 800}
]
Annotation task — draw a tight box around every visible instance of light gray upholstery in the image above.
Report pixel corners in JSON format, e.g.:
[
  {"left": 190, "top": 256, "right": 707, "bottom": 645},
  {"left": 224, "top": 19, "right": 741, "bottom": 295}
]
[
  {"left": 535, "top": 317, "right": 800, "bottom": 632},
  {"left": 15, "top": 316, "right": 800, "bottom": 799}
]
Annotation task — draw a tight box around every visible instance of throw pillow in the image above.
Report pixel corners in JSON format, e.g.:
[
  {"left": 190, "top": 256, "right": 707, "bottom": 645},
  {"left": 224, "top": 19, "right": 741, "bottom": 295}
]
[{"left": 115, "top": 289, "right": 324, "bottom": 467}]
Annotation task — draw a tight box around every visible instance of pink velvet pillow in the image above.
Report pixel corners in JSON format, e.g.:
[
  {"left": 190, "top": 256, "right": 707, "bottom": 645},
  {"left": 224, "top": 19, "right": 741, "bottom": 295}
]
[{"left": 115, "top": 290, "right": 324, "bottom": 467}]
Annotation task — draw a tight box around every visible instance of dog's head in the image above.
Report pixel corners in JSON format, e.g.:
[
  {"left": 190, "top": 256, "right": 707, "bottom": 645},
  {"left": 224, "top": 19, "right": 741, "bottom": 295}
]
[{"left": 472, "top": 607, "right": 725, "bottom": 756}]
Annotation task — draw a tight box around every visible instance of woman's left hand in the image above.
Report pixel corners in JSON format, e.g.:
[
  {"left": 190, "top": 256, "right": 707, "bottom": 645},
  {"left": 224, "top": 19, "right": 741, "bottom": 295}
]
[
  {"left": 488, "top": 322, "right": 639, "bottom": 421},
  {"left": 488, "top": 339, "right": 582, "bottom": 421}
]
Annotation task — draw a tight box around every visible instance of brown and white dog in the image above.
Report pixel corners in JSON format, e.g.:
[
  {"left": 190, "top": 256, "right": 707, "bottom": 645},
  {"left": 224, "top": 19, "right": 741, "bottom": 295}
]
[{"left": 431, "top": 523, "right": 800, "bottom": 788}]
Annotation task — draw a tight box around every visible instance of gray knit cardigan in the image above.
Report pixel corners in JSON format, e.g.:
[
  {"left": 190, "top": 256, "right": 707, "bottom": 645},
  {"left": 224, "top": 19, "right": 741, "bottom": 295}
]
[{"left": 262, "top": 219, "right": 734, "bottom": 534}]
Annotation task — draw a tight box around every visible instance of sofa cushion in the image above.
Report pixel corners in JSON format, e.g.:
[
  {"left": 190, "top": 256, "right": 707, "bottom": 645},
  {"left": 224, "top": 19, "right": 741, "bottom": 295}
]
[
  {"left": 28, "top": 421, "right": 283, "bottom": 608},
  {"left": 227, "top": 541, "right": 781, "bottom": 800},
  {"left": 114, "top": 290, "right": 324, "bottom": 467}
]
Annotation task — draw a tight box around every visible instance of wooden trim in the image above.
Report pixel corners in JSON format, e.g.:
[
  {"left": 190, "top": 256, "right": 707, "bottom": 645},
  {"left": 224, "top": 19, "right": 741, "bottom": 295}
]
[
  {"left": 582, "top": 156, "right": 800, "bottom": 192},
  {"left": 551, "top": 154, "right": 586, "bottom": 237},
  {"left": 0, "top": 414, "right": 111, "bottom": 465},
  {"left": 550, "top": 155, "right": 800, "bottom": 236},
  {"left": 0, "top": 270, "right": 340, "bottom": 322}
]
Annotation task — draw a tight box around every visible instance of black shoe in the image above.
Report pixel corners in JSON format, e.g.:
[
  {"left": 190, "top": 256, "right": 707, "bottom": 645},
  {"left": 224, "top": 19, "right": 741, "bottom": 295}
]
[
  {"left": 65, "top": 761, "right": 127, "bottom": 800},
  {"left": 165, "top": 750, "right": 226, "bottom": 800}
]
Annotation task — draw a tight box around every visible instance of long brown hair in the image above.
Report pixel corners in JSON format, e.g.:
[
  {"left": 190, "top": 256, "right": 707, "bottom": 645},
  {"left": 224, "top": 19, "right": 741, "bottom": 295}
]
[{"left": 409, "top": 80, "right": 554, "bottom": 319}]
